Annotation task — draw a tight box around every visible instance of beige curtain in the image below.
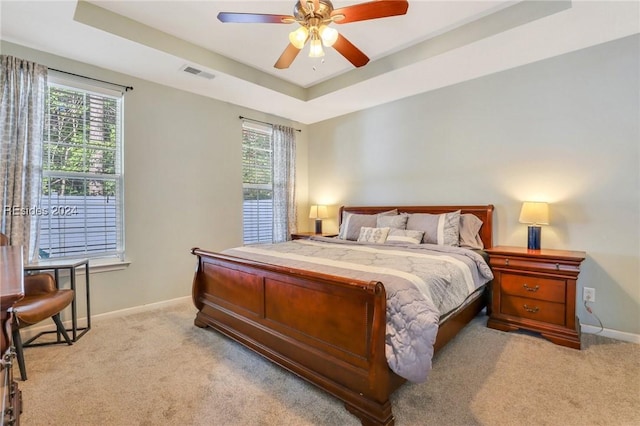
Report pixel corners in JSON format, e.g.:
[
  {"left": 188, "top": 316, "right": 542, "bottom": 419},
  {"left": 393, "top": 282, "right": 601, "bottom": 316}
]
[
  {"left": 0, "top": 55, "right": 48, "bottom": 262},
  {"left": 272, "top": 124, "right": 297, "bottom": 242}
]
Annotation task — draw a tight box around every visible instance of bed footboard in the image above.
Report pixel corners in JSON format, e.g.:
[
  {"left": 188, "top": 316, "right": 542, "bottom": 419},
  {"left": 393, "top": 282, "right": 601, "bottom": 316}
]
[{"left": 191, "top": 248, "right": 404, "bottom": 425}]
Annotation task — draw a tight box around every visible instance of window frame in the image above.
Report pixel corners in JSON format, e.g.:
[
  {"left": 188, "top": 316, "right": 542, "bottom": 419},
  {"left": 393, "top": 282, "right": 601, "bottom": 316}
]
[
  {"left": 241, "top": 120, "right": 274, "bottom": 245},
  {"left": 38, "top": 75, "right": 125, "bottom": 261}
]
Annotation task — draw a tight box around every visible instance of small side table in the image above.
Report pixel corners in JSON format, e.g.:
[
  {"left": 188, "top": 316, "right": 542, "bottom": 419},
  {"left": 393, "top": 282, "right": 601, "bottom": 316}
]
[
  {"left": 486, "top": 246, "right": 585, "bottom": 349},
  {"left": 291, "top": 232, "right": 338, "bottom": 240},
  {"left": 24, "top": 258, "right": 91, "bottom": 343}
]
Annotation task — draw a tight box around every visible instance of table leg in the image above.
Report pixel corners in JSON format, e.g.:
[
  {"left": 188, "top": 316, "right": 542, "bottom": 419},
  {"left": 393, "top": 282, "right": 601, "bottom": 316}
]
[
  {"left": 70, "top": 267, "right": 77, "bottom": 341},
  {"left": 54, "top": 269, "right": 61, "bottom": 343},
  {"left": 85, "top": 261, "right": 91, "bottom": 330}
]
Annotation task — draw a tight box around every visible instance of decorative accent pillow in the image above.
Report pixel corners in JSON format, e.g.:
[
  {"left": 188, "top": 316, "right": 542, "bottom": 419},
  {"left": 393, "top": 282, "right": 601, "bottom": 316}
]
[
  {"left": 459, "top": 213, "right": 484, "bottom": 249},
  {"left": 338, "top": 210, "right": 397, "bottom": 241},
  {"left": 406, "top": 210, "right": 461, "bottom": 246},
  {"left": 377, "top": 214, "right": 408, "bottom": 229},
  {"left": 385, "top": 229, "right": 424, "bottom": 245},
  {"left": 357, "top": 227, "right": 390, "bottom": 244}
]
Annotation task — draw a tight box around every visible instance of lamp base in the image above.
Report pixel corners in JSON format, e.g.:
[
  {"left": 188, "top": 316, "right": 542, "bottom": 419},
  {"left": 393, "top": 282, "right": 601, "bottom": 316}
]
[
  {"left": 315, "top": 219, "right": 323, "bottom": 234},
  {"left": 527, "top": 225, "right": 542, "bottom": 250}
]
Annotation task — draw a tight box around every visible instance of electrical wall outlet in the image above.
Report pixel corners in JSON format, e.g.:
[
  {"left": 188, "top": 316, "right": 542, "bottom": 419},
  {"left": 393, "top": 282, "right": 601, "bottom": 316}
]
[{"left": 583, "top": 287, "right": 596, "bottom": 302}]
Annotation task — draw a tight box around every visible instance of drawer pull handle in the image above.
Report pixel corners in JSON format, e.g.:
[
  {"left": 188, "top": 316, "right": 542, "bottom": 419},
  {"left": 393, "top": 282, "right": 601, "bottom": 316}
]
[
  {"left": 523, "top": 284, "right": 539, "bottom": 292},
  {"left": 523, "top": 304, "right": 539, "bottom": 313},
  {"left": 505, "top": 259, "right": 509, "bottom": 266}
]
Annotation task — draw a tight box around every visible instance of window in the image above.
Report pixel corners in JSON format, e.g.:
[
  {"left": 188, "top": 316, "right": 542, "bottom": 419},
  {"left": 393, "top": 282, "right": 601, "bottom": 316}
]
[
  {"left": 242, "top": 121, "right": 273, "bottom": 244},
  {"left": 38, "top": 79, "right": 124, "bottom": 260}
]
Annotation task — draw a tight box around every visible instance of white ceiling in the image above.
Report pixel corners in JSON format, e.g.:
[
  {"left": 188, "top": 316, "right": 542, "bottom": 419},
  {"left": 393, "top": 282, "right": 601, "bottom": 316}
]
[{"left": 1, "top": 1, "right": 638, "bottom": 125}]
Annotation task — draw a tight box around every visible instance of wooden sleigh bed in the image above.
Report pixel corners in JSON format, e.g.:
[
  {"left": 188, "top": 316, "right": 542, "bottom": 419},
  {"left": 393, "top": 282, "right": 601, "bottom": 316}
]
[{"left": 191, "top": 205, "right": 494, "bottom": 425}]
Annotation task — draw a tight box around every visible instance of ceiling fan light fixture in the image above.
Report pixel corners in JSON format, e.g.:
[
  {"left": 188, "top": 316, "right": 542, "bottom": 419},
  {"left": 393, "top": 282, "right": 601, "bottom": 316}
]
[
  {"left": 218, "top": 0, "right": 409, "bottom": 69},
  {"left": 289, "top": 26, "right": 309, "bottom": 49},
  {"left": 309, "top": 38, "right": 324, "bottom": 57},
  {"left": 319, "top": 25, "right": 338, "bottom": 47}
]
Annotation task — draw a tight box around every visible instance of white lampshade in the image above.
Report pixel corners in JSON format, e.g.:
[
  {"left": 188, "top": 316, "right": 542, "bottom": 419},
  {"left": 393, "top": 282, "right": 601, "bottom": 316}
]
[
  {"left": 319, "top": 25, "right": 338, "bottom": 47},
  {"left": 289, "top": 26, "right": 309, "bottom": 49},
  {"left": 309, "top": 205, "right": 328, "bottom": 219},
  {"left": 519, "top": 202, "right": 549, "bottom": 225},
  {"left": 308, "top": 38, "right": 324, "bottom": 57}
]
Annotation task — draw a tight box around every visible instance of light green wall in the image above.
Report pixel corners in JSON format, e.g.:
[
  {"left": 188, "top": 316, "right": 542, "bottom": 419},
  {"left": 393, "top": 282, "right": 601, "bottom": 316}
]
[
  {"left": 3, "top": 35, "right": 638, "bottom": 336},
  {"left": 308, "top": 35, "right": 640, "bottom": 335},
  {"left": 1, "top": 41, "right": 309, "bottom": 316}
]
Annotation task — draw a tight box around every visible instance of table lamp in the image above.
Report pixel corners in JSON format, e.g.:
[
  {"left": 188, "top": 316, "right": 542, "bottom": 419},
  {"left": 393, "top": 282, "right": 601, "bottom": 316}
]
[
  {"left": 519, "top": 201, "right": 549, "bottom": 250},
  {"left": 309, "top": 205, "right": 328, "bottom": 234}
]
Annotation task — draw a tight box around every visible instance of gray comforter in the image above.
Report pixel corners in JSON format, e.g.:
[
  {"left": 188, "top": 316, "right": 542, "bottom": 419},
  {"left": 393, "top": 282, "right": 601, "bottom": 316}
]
[{"left": 223, "top": 237, "right": 493, "bottom": 382}]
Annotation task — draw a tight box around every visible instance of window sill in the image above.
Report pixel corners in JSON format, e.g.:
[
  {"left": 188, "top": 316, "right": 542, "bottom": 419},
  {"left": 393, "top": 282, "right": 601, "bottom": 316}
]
[{"left": 89, "top": 258, "right": 131, "bottom": 273}]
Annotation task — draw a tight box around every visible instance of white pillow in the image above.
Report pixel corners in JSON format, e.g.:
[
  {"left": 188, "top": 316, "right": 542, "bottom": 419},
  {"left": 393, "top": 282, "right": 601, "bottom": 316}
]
[
  {"left": 385, "top": 229, "right": 424, "bottom": 245},
  {"left": 357, "top": 227, "right": 390, "bottom": 244}
]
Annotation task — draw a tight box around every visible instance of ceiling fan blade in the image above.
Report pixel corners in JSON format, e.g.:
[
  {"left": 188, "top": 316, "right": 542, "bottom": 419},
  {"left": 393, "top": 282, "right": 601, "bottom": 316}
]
[
  {"left": 332, "top": 0, "right": 408, "bottom": 24},
  {"left": 274, "top": 43, "right": 303, "bottom": 69},
  {"left": 217, "top": 12, "right": 294, "bottom": 24},
  {"left": 333, "top": 33, "right": 369, "bottom": 68}
]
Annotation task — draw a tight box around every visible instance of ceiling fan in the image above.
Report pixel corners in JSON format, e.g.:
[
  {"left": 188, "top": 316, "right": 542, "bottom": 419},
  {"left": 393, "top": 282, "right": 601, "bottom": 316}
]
[{"left": 217, "top": 0, "right": 409, "bottom": 69}]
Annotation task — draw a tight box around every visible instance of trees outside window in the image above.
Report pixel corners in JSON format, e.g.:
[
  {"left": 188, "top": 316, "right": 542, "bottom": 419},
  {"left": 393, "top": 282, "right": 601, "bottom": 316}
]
[{"left": 39, "top": 81, "right": 124, "bottom": 260}]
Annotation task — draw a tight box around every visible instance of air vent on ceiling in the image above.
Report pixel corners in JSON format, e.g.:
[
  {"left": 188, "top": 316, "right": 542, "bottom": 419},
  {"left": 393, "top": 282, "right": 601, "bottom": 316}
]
[{"left": 180, "top": 65, "right": 215, "bottom": 80}]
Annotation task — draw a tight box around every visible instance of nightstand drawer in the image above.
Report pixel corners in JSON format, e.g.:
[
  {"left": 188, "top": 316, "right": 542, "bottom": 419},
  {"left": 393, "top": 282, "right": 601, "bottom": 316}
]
[
  {"left": 501, "top": 295, "right": 565, "bottom": 326},
  {"left": 501, "top": 273, "right": 566, "bottom": 303},
  {"left": 489, "top": 255, "right": 581, "bottom": 274}
]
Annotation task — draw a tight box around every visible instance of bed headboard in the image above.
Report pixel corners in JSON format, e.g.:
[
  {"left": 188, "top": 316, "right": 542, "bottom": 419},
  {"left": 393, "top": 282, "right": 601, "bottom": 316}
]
[{"left": 339, "top": 205, "right": 494, "bottom": 249}]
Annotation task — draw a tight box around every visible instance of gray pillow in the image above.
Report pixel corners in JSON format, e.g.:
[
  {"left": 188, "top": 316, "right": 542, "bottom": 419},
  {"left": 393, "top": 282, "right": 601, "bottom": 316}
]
[
  {"left": 459, "top": 213, "right": 484, "bottom": 249},
  {"left": 338, "top": 210, "right": 397, "bottom": 241},
  {"left": 377, "top": 214, "right": 408, "bottom": 229},
  {"left": 406, "top": 210, "right": 461, "bottom": 246}
]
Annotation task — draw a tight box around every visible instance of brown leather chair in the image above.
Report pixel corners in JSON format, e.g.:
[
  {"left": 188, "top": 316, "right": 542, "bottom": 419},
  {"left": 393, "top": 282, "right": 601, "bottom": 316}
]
[{"left": 0, "top": 233, "right": 74, "bottom": 380}]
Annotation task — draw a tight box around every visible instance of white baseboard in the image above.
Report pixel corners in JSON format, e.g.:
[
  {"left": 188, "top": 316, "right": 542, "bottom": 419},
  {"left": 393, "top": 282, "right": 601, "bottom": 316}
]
[
  {"left": 581, "top": 324, "right": 640, "bottom": 344},
  {"left": 18, "top": 295, "right": 192, "bottom": 342},
  {"left": 91, "top": 295, "right": 192, "bottom": 322}
]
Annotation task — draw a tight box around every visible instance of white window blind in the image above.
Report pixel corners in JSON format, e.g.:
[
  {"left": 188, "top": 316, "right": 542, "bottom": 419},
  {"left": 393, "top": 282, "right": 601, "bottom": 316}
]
[
  {"left": 38, "top": 80, "right": 124, "bottom": 260},
  {"left": 242, "top": 121, "right": 273, "bottom": 244}
]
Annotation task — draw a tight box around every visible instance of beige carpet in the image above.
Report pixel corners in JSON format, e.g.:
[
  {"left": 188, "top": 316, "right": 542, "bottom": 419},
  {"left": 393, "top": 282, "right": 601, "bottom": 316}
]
[{"left": 18, "top": 299, "right": 640, "bottom": 425}]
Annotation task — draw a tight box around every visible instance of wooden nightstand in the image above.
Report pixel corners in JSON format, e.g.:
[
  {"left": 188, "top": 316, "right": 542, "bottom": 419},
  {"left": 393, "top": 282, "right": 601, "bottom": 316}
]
[
  {"left": 486, "top": 246, "right": 586, "bottom": 349},
  {"left": 291, "top": 232, "right": 338, "bottom": 240}
]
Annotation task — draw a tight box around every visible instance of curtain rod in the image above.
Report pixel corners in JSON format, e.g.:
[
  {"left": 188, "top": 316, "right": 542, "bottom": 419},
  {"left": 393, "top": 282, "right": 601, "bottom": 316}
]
[
  {"left": 239, "top": 115, "right": 301, "bottom": 132},
  {"left": 49, "top": 68, "right": 134, "bottom": 92}
]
